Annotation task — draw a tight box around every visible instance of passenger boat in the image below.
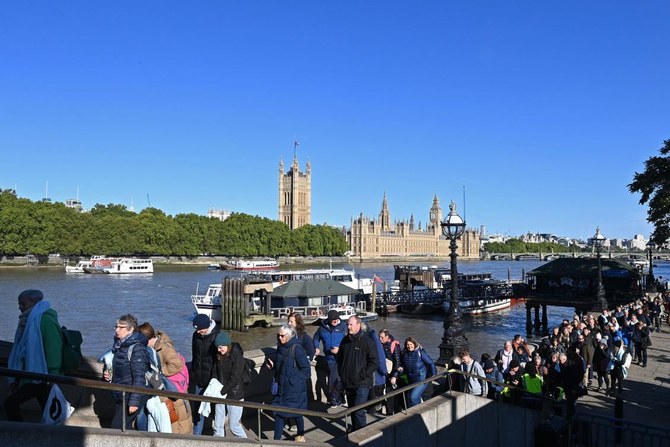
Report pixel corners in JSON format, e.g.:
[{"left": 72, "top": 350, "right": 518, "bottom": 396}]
[
  {"left": 64, "top": 255, "right": 112, "bottom": 274},
  {"left": 386, "top": 265, "right": 512, "bottom": 315},
  {"left": 315, "top": 302, "right": 378, "bottom": 324},
  {"left": 84, "top": 257, "right": 154, "bottom": 274},
  {"left": 247, "top": 267, "right": 373, "bottom": 295},
  {"left": 222, "top": 259, "right": 280, "bottom": 271}
]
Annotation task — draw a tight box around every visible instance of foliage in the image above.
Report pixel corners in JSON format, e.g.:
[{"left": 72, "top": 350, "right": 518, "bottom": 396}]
[
  {"left": 484, "top": 239, "right": 578, "bottom": 254},
  {"left": 628, "top": 139, "right": 670, "bottom": 245},
  {"left": 0, "top": 190, "right": 349, "bottom": 257}
]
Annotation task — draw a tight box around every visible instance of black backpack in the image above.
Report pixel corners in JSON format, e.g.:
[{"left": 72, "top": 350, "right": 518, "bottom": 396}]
[{"left": 61, "top": 326, "right": 83, "bottom": 371}]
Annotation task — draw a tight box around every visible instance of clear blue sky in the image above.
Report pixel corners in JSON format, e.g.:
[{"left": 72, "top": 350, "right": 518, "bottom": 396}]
[{"left": 1, "top": 2, "right": 668, "bottom": 241}]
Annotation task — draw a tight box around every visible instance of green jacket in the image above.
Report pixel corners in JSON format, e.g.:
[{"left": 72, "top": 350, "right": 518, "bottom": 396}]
[{"left": 40, "top": 308, "right": 63, "bottom": 376}]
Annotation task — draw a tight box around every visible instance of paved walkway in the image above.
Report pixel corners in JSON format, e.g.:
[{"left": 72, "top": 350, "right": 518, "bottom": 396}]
[{"left": 574, "top": 328, "right": 670, "bottom": 428}]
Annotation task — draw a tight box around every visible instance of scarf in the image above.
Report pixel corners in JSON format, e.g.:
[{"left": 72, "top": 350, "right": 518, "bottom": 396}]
[{"left": 8, "top": 301, "right": 50, "bottom": 383}]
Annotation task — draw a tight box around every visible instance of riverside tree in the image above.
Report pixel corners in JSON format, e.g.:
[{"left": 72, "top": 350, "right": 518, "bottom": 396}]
[{"left": 629, "top": 139, "right": 670, "bottom": 245}]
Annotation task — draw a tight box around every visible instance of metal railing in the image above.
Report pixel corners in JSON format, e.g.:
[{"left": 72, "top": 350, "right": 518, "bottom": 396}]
[{"left": 0, "top": 366, "right": 462, "bottom": 441}]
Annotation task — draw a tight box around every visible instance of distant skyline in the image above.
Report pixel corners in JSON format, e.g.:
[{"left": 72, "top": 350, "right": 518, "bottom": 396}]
[{"left": 2, "top": 2, "right": 667, "bottom": 241}]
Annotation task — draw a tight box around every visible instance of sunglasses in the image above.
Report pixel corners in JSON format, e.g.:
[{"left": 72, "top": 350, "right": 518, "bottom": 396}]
[{"left": 277, "top": 333, "right": 288, "bottom": 338}]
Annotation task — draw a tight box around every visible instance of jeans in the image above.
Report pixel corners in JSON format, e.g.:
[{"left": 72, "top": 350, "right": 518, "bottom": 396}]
[
  {"left": 111, "top": 396, "right": 148, "bottom": 430},
  {"left": 274, "top": 413, "right": 304, "bottom": 440},
  {"left": 213, "top": 401, "right": 247, "bottom": 438},
  {"left": 345, "top": 386, "right": 371, "bottom": 431},
  {"left": 326, "top": 357, "right": 343, "bottom": 405},
  {"left": 408, "top": 382, "right": 427, "bottom": 408}
]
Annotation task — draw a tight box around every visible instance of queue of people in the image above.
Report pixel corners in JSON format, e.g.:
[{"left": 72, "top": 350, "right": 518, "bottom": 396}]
[{"left": 5, "top": 287, "right": 664, "bottom": 439}]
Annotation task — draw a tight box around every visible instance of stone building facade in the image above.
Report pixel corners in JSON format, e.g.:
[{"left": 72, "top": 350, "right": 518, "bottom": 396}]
[
  {"left": 278, "top": 151, "right": 311, "bottom": 230},
  {"left": 347, "top": 194, "right": 480, "bottom": 261}
]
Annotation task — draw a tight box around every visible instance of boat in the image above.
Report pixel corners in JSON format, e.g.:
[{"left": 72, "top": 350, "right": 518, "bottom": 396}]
[
  {"left": 65, "top": 259, "right": 93, "bottom": 273},
  {"left": 223, "top": 259, "right": 280, "bottom": 271},
  {"left": 247, "top": 267, "right": 374, "bottom": 295},
  {"left": 315, "top": 302, "right": 378, "bottom": 324},
  {"left": 191, "top": 275, "right": 376, "bottom": 326},
  {"left": 387, "top": 265, "right": 512, "bottom": 315},
  {"left": 84, "top": 257, "right": 154, "bottom": 274},
  {"left": 208, "top": 263, "right": 221, "bottom": 270},
  {"left": 64, "top": 255, "right": 113, "bottom": 274}
]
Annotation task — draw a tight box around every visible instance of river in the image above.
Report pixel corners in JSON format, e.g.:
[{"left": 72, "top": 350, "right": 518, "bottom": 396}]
[{"left": 1, "top": 260, "right": 666, "bottom": 364}]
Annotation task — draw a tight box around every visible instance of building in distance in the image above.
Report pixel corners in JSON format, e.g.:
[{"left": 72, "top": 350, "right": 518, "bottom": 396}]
[{"left": 278, "top": 143, "right": 311, "bottom": 230}]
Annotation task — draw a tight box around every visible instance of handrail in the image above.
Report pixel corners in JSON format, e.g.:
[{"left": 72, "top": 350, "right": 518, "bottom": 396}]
[{"left": 0, "top": 365, "right": 553, "bottom": 441}]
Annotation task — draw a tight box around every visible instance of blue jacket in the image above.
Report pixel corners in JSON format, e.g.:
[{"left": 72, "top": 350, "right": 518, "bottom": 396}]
[
  {"left": 401, "top": 348, "right": 437, "bottom": 384},
  {"left": 272, "top": 337, "right": 311, "bottom": 417},
  {"left": 313, "top": 320, "right": 346, "bottom": 361},
  {"left": 112, "top": 331, "right": 150, "bottom": 407},
  {"left": 367, "top": 329, "right": 388, "bottom": 386}
]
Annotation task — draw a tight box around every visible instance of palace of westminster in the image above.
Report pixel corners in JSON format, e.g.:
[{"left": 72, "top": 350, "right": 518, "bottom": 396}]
[{"left": 278, "top": 152, "right": 481, "bottom": 261}]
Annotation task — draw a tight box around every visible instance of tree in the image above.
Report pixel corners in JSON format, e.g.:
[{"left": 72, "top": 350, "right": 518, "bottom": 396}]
[{"left": 629, "top": 139, "right": 670, "bottom": 245}]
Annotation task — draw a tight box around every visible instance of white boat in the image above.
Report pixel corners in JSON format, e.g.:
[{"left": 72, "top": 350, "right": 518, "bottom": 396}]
[
  {"left": 65, "top": 255, "right": 112, "bottom": 273},
  {"left": 316, "top": 302, "right": 378, "bottom": 323},
  {"left": 224, "top": 259, "right": 279, "bottom": 271},
  {"left": 84, "top": 257, "right": 154, "bottom": 274},
  {"left": 191, "top": 283, "right": 224, "bottom": 322},
  {"left": 443, "top": 297, "right": 512, "bottom": 315},
  {"left": 65, "top": 260, "right": 92, "bottom": 273},
  {"left": 248, "top": 268, "right": 374, "bottom": 295}
]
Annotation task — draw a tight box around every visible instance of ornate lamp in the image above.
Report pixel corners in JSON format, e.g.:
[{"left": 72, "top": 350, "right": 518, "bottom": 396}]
[
  {"left": 436, "top": 201, "right": 469, "bottom": 366},
  {"left": 592, "top": 227, "right": 608, "bottom": 310},
  {"left": 647, "top": 240, "right": 656, "bottom": 292}
]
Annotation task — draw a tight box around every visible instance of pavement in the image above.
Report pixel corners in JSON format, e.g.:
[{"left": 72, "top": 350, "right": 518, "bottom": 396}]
[{"left": 574, "top": 327, "right": 670, "bottom": 428}]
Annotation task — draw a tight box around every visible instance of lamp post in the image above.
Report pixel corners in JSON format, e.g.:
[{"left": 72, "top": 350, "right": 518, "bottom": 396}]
[
  {"left": 647, "top": 241, "right": 656, "bottom": 292},
  {"left": 592, "top": 227, "right": 608, "bottom": 310},
  {"left": 436, "top": 201, "right": 469, "bottom": 366}
]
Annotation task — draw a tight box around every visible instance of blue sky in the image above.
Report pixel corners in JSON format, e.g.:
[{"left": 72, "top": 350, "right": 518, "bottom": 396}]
[{"left": 1, "top": 2, "right": 668, "bottom": 241}]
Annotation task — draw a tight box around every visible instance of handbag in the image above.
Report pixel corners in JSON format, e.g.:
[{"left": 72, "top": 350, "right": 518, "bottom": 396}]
[
  {"left": 164, "top": 399, "right": 179, "bottom": 423},
  {"left": 42, "top": 384, "right": 74, "bottom": 425}
]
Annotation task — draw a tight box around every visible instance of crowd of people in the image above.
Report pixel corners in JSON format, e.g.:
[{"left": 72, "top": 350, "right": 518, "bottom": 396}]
[
  {"left": 458, "top": 294, "right": 665, "bottom": 419},
  {"left": 4, "top": 287, "right": 666, "bottom": 441}
]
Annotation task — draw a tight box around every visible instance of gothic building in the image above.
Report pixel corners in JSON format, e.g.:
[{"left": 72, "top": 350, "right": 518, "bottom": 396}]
[
  {"left": 278, "top": 148, "right": 311, "bottom": 230},
  {"left": 347, "top": 194, "right": 480, "bottom": 261}
]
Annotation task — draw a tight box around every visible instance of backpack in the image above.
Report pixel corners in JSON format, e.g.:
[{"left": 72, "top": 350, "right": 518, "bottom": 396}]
[
  {"left": 165, "top": 352, "right": 190, "bottom": 393},
  {"left": 128, "top": 343, "right": 165, "bottom": 390},
  {"left": 61, "top": 326, "right": 83, "bottom": 371},
  {"left": 242, "top": 357, "right": 256, "bottom": 386}
]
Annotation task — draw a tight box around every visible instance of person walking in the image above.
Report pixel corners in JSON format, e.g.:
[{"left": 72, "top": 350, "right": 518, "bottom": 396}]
[
  {"left": 458, "top": 350, "right": 487, "bottom": 397},
  {"left": 190, "top": 314, "right": 219, "bottom": 435},
  {"left": 5, "top": 289, "right": 63, "bottom": 422},
  {"left": 270, "top": 324, "right": 311, "bottom": 443},
  {"left": 608, "top": 339, "right": 632, "bottom": 396},
  {"left": 337, "top": 315, "right": 378, "bottom": 432},
  {"left": 211, "top": 332, "right": 248, "bottom": 438},
  {"left": 398, "top": 337, "right": 437, "bottom": 408},
  {"left": 313, "top": 309, "right": 346, "bottom": 407},
  {"left": 103, "top": 313, "right": 151, "bottom": 430},
  {"left": 379, "top": 329, "right": 401, "bottom": 414},
  {"left": 137, "top": 322, "right": 192, "bottom": 434}
]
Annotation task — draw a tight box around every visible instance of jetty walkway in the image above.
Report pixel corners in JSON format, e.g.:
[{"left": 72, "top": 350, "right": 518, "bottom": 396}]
[{"left": 1, "top": 330, "right": 669, "bottom": 446}]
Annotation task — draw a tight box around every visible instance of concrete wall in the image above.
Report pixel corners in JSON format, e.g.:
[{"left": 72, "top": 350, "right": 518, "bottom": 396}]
[{"left": 343, "top": 393, "right": 542, "bottom": 447}]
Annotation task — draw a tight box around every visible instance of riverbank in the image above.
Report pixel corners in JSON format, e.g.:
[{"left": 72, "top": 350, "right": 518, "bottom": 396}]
[{"left": 0, "top": 254, "right": 469, "bottom": 268}]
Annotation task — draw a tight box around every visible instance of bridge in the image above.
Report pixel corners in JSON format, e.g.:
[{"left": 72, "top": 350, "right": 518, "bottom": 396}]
[{"left": 484, "top": 252, "right": 654, "bottom": 262}]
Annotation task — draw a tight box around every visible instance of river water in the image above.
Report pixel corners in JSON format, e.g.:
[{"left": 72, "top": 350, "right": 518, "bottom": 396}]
[{"left": 2, "top": 260, "right": 667, "bottom": 364}]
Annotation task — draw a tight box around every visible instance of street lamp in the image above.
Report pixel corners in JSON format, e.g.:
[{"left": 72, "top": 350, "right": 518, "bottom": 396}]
[
  {"left": 647, "top": 241, "right": 656, "bottom": 292},
  {"left": 436, "top": 201, "right": 469, "bottom": 366},
  {"left": 592, "top": 227, "right": 608, "bottom": 310}
]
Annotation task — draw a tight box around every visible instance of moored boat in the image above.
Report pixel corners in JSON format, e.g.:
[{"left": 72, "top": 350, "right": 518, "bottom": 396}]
[{"left": 84, "top": 257, "right": 154, "bottom": 274}]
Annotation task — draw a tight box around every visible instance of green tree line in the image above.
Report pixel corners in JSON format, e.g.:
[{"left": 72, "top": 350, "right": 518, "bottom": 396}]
[
  {"left": 483, "top": 239, "right": 581, "bottom": 254},
  {"left": 0, "top": 189, "right": 349, "bottom": 257}
]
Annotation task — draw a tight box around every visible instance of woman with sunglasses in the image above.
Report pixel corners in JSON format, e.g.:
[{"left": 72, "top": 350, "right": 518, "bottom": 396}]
[{"left": 268, "top": 324, "right": 311, "bottom": 442}]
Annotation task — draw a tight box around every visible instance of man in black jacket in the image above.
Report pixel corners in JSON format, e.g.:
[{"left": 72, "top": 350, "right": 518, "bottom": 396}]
[
  {"left": 191, "top": 314, "right": 219, "bottom": 435},
  {"left": 337, "top": 315, "right": 378, "bottom": 431}
]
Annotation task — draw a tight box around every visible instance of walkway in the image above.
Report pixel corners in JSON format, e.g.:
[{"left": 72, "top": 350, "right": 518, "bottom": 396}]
[{"left": 574, "top": 328, "right": 670, "bottom": 428}]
